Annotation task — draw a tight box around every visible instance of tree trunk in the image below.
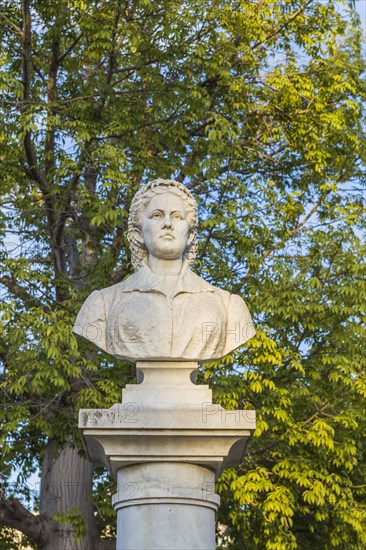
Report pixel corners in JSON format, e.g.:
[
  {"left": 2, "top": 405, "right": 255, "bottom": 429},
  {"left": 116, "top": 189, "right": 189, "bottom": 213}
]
[{"left": 39, "top": 439, "right": 97, "bottom": 550}]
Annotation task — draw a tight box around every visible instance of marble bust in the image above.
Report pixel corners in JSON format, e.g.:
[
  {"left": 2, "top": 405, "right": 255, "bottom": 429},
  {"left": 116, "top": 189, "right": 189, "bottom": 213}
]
[{"left": 73, "top": 179, "right": 255, "bottom": 362}]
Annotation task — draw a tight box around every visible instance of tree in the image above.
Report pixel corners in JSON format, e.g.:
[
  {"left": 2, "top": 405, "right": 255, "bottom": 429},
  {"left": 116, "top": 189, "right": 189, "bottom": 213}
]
[{"left": 0, "top": 0, "right": 365, "bottom": 548}]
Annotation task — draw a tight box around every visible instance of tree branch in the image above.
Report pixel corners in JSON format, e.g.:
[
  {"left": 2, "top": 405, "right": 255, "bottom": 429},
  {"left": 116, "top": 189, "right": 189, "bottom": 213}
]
[
  {"left": 251, "top": 1, "right": 313, "bottom": 51},
  {"left": 95, "top": 1, "right": 123, "bottom": 116},
  {"left": 96, "top": 539, "right": 116, "bottom": 550},
  {"left": 233, "top": 195, "right": 330, "bottom": 293},
  {"left": 54, "top": 172, "right": 82, "bottom": 245},
  {"left": 22, "top": 1, "right": 66, "bottom": 279},
  {"left": 197, "top": 185, "right": 228, "bottom": 264},
  {"left": 57, "top": 32, "right": 84, "bottom": 65},
  {"left": 0, "top": 12, "right": 24, "bottom": 38},
  {"left": 44, "top": 28, "right": 61, "bottom": 178},
  {"left": 0, "top": 494, "right": 52, "bottom": 545},
  {"left": 246, "top": 439, "right": 281, "bottom": 457},
  {"left": 303, "top": 400, "right": 331, "bottom": 425},
  {"left": 0, "top": 276, "right": 48, "bottom": 311},
  {"left": 22, "top": 1, "right": 54, "bottom": 207}
]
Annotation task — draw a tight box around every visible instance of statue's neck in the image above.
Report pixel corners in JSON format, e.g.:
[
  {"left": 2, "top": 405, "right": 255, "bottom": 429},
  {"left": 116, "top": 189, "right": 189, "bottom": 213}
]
[
  {"left": 146, "top": 255, "right": 183, "bottom": 298},
  {"left": 147, "top": 255, "right": 183, "bottom": 276}
]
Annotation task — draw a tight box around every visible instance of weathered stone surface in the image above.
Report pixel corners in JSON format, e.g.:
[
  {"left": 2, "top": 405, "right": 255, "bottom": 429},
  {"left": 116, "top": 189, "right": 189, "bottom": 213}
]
[
  {"left": 79, "top": 361, "right": 255, "bottom": 477},
  {"left": 76, "top": 180, "right": 256, "bottom": 549},
  {"left": 79, "top": 361, "right": 255, "bottom": 548},
  {"left": 79, "top": 404, "right": 255, "bottom": 477},
  {"left": 73, "top": 179, "right": 255, "bottom": 363},
  {"left": 113, "top": 463, "right": 218, "bottom": 550}
]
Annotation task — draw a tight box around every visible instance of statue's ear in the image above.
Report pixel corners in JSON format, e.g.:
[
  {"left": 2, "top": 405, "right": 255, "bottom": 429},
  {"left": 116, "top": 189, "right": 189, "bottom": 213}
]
[
  {"left": 133, "top": 227, "right": 144, "bottom": 245},
  {"left": 187, "top": 230, "right": 195, "bottom": 247}
]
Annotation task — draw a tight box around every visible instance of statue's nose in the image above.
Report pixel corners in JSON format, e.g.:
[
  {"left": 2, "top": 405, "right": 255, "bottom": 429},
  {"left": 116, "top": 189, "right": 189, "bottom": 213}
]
[{"left": 162, "top": 215, "right": 172, "bottom": 228}]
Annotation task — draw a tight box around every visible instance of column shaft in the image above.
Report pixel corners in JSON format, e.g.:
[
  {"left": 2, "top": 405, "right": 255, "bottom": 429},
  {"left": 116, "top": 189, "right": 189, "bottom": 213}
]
[{"left": 113, "top": 463, "right": 219, "bottom": 550}]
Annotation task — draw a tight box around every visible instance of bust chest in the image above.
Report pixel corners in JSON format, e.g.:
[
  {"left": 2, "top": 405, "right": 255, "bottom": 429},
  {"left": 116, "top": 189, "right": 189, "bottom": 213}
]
[{"left": 105, "top": 290, "right": 228, "bottom": 360}]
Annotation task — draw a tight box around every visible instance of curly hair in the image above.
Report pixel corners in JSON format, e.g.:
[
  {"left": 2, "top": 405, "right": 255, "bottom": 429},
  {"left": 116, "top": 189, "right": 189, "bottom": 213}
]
[{"left": 127, "top": 179, "right": 198, "bottom": 270}]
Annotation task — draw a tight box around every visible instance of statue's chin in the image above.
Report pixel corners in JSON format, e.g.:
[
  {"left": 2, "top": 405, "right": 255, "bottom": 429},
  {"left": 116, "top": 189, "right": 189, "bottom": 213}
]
[{"left": 147, "top": 248, "right": 185, "bottom": 261}]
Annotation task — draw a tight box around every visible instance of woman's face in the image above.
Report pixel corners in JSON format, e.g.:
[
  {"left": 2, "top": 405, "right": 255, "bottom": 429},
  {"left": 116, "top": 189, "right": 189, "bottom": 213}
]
[{"left": 136, "top": 192, "right": 194, "bottom": 261}]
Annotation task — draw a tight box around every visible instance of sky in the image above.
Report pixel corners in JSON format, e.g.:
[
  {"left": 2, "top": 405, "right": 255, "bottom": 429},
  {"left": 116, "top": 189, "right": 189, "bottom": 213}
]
[{"left": 355, "top": 0, "right": 366, "bottom": 30}]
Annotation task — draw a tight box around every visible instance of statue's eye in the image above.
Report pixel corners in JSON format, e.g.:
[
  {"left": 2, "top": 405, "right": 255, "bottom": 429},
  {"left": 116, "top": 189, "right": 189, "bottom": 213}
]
[
  {"left": 151, "top": 211, "right": 162, "bottom": 219},
  {"left": 172, "top": 212, "right": 183, "bottom": 220}
]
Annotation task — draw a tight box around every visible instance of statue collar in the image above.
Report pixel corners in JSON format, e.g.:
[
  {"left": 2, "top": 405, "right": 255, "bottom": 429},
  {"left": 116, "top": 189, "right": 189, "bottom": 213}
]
[{"left": 118, "top": 260, "right": 215, "bottom": 295}]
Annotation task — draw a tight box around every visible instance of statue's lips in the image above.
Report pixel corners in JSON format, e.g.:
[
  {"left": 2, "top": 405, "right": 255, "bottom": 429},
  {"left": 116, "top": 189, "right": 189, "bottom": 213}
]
[{"left": 160, "top": 233, "right": 175, "bottom": 239}]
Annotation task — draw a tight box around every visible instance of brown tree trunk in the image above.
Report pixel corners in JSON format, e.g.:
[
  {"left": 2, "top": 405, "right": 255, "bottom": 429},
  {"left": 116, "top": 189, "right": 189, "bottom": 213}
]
[{"left": 39, "top": 439, "right": 97, "bottom": 550}]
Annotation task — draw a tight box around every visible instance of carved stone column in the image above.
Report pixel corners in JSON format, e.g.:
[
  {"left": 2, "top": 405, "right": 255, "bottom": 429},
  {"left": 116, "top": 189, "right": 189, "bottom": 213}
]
[{"left": 79, "top": 362, "right": 255, "bottom": 550}]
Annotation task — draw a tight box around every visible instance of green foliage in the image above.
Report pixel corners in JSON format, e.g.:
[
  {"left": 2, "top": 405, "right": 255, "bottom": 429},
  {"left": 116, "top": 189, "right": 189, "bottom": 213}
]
[
  {"left": 91, "top": 470, "right": 117, "bottom": 541},
  {"left": 53, "top": 509, "right": 87, "bottom": 542},
  {"left": 0, "top": 528, "right": 36, "bottom": 550},
  {"left": 0, "top": 0, "right": 365, "bottom": 548}
]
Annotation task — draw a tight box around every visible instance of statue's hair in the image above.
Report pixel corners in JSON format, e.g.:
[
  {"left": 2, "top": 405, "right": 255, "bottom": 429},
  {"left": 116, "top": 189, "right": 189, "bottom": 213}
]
[{"left": 127, "top": 179, "right": 198, "bottom": 270}]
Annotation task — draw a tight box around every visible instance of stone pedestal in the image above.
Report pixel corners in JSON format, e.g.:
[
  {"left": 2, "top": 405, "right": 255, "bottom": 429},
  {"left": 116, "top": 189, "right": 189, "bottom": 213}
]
[
  {"left": 113, "top": 463, "right": 218, "bottom": 550},
  {"left": 79, "top": 362, "right": 255, "bottom": 549}
]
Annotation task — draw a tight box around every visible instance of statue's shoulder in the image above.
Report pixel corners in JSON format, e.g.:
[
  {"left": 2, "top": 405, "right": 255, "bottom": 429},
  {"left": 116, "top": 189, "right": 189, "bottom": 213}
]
[
  {"left": 187, "top": 270, "right": 240, "bottom": 303},
  {"left": 186, "top": 269, "right": 216, "bottom": 291},
  {"left": 189, "top": 271, "right": 250, "bottom": 313},
  {"left": 212, "top": 285, "right": 245, "bottom": 311}
]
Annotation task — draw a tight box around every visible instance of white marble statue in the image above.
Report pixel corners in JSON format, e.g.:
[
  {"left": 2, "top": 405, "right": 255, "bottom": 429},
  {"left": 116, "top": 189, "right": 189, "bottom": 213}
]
[{"left": 73, "top": 179, "right": 255, "bottom": 362}]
